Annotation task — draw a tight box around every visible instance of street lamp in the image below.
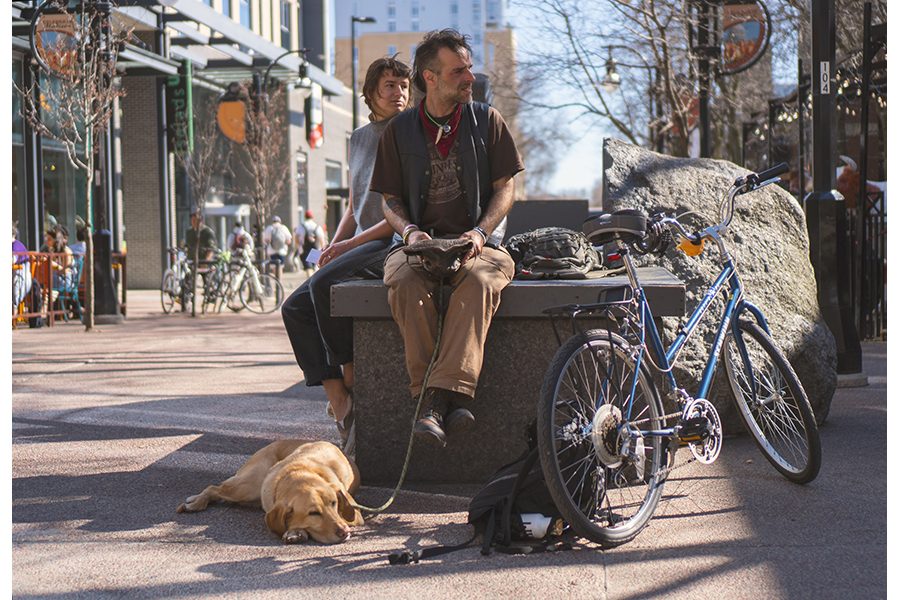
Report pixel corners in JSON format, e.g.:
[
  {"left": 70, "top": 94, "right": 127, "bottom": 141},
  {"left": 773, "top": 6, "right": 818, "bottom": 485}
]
[
  {"left": 262, "top": 47, "right": 311, "bottom": 93},
  {"left": 351, "top": 15, "right": 376, "bottom": 130},
  {"left": 601, "top": 49, "right": 621, "bottom": 92}
]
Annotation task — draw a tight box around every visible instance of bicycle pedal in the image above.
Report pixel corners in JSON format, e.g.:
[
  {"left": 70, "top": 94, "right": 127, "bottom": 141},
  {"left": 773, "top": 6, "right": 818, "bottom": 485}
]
[{"left": 674, "top": 417, "right": 713, "bottom": 443}]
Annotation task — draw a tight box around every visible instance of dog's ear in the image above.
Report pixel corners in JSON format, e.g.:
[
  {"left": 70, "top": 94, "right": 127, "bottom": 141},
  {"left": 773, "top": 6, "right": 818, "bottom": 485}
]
[
  {"left": 336, "top": 489, "right": 364, "bottom": 525},
  {"left": 265, "top": 503, "right": 293, "bottom": 535}
]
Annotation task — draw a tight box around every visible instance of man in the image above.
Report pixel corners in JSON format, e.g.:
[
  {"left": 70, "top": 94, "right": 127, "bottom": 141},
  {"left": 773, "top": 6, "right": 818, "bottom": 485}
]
[
  {"left": 281, "top": 56, "right": 412, "bottom": 453},
  {"left": 227, "top": 220, "right": 254, "bottom": 253},
  {"left": 370, "top": 29, "right": 524, "bottom": 447},
  {"left": 296, "top": 210, "right": 326, "bottom": 278},
  {"left": 263, "top": 215, "right": 292, "bottom": 281},
  {"left": 183, "top": 209, "right": 217, "bottom": 262}
]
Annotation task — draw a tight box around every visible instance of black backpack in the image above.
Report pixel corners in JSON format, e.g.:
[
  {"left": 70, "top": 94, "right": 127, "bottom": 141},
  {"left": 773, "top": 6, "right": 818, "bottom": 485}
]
[
  {"left": 504, "top": 227, "right": 602, "bottom": 280},
  {"left": 28, "top": 281, "right": 44, "bottom": 329},
  {"left": 467, "top": 421, "right": 567, "bottom": 555},
  {"left": 387, "top": 422, "right": 569, "bottom": 565}
]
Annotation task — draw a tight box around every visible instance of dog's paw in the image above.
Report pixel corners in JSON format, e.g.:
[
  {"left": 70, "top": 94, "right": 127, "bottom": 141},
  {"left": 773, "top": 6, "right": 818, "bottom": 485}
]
[
  {"left": 177, "top": 495, "right": 207, "bottom": 513},
  {"left": 282, "top": 529, "right": 309, "bottom": 544}
]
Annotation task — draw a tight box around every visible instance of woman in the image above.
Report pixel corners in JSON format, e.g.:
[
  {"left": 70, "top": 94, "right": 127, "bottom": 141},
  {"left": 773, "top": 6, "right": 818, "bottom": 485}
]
[{"left": 281, "top": 56, "right": 412, "bottom": 453}]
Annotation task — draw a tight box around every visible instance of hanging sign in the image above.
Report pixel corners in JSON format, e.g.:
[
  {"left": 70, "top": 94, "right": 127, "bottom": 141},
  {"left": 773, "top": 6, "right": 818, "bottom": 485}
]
[
  {"left": 305, "top": 83, "right": 324, "bottom": 149},
  {"left": 217, "top": 82, "right": 248, "bottom": 144},
  {"left": 720, "top": 1, "right": 771, "bottom": 75},
  {"left": 165, "top": 59, "right": 194, "bottom": 154},
  {"left": 34, "top": 12, "right": 79, "bottom": 77}
]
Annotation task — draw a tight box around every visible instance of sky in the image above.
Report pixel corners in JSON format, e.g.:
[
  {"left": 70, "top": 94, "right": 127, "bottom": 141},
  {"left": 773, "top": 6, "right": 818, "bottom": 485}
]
[{"left": 504, "top": 3, "right": 608, "bottom": 198}]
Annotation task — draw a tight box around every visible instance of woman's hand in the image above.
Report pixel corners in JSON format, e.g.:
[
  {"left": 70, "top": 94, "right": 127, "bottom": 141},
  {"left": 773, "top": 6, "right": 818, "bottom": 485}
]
[{"left": 319, "top": 239, "right": 355, "bottom": 267}]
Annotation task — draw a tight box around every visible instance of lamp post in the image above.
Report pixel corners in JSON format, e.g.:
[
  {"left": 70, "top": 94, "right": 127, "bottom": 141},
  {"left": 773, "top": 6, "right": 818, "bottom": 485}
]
[
  {"left": 601, "top": 45, "right": 662, "bottom": 152},
  {"left": 351, "top": 15, "right": 376, "bottom": 130}
]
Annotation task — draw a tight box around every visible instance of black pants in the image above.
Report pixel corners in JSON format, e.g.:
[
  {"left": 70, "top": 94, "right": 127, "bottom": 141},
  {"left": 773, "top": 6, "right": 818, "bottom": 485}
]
[{"left": 281, "top": 238, "right": 391, "bottom": 386}]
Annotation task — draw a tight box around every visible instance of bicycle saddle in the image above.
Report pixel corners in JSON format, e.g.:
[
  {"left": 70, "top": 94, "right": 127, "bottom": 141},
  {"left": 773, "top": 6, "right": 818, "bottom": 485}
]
[
  {"left": 403, "top": 238, "right": 474, "bottom": 280},
  {"left": 582, "top": 209, "right": 648, "bottom": 246}
]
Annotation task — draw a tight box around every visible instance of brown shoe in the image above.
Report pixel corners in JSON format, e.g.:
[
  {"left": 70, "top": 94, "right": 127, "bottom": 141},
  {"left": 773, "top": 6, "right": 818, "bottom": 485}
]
[
  {"left": 414, "top": 410, "right": 447, "bottom": 447},
  {"left": 444, "top": 406, "right": 475, "bottom": 436}
]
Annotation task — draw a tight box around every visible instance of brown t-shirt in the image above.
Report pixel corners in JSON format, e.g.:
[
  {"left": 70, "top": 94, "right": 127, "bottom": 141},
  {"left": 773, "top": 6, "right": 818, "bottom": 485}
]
[{"left": 370, "top": 105, "right": 525, "bottom": 235}]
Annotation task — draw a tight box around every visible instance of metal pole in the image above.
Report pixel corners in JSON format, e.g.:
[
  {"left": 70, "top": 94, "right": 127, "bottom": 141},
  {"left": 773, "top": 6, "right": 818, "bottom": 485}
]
[
  {"left": 23, "top": 59, "right": 44, "bottom": 250},
  {"left": 856, "top": 1, "right": 873, "bottom": 338},
  {"left": 696, "top": 0, "right": 711, "bottom": 157},
  {"left": 156, "top": 13, "right": 171, "bottom": 271},
  {"left": 805, "top": 0, "right": 863, "bottom": 378},
  {"left": 351, "top": 17, "right": 358, "bottom": 130}
]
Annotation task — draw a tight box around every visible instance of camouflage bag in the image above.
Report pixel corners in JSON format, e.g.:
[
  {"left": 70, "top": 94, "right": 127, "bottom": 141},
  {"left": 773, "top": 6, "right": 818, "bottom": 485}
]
[{"left": 504, "top": 227, "right": 602, "bottom": 280}]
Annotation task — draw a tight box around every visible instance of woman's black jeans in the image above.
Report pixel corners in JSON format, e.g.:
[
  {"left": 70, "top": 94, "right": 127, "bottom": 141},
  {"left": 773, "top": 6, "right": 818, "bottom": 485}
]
[{"left": 281, "top": 238, "right": 391, "bottom": 386}]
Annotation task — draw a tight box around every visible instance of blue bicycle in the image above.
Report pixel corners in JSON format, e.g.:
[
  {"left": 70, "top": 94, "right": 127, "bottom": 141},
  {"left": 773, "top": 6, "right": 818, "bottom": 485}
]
[{"left": 537, "top": 163, "right": 821, "bottom": 548}]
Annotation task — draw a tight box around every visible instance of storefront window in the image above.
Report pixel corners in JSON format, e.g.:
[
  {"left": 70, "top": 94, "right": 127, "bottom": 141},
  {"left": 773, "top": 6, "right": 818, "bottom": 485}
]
[
  {"left": 42, "top": 148, "right": 86, "bottom": 243},
  {"left": 12, "top": 58, "right": 27, "bottom": 241}
]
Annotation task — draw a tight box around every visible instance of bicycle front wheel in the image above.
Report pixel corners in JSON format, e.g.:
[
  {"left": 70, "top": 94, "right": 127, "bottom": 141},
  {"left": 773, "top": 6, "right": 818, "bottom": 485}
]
[
  {"left": 723, "top": 320, "right": 821, "bottom": 484},
  {"left": 160, "top": 270, "right": 178, "bottom": 314},
  {"left": 537, "top": 330, "right": 667, "bottom": 548},
  {"left": 239, "top": 273, "right": 284, "bottom": 314}
]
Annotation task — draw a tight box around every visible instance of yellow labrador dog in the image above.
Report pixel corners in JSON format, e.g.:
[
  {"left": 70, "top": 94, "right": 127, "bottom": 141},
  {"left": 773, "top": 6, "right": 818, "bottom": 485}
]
[{"left": 177, "top": 440, "right": 364, "bottom": 544}]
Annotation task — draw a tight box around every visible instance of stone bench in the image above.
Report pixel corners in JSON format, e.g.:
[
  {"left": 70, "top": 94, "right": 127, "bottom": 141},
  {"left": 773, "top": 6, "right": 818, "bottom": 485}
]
[{"left": 332, "top": 266, "right": 685, "bottom": 485}]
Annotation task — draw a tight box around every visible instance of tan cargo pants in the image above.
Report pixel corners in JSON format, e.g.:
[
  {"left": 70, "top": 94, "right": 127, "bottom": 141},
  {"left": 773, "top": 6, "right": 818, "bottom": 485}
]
[{"left": 383, "top": 245, "right": 515, "bottom": 401}]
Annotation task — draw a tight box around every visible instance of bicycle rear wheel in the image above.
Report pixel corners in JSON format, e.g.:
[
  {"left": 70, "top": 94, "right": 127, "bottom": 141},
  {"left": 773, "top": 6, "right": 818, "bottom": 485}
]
[
  {"left": 537, "top": 330, "right": 667, "bottom": 548},
  {"left": 239, "top": 273, "right": 284, "bottom": 314},
  {"left": 723, "top": 320, "right": 821, "bottom": 484},
  {"left": 161, "top": 270, "right": 178, "bottom": 314}
]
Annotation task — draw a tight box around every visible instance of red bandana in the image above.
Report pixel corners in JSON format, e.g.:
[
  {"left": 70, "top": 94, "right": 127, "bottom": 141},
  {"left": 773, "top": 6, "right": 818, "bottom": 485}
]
[{"left": 419, "top": 102, "right": 463, "bottom": 158}]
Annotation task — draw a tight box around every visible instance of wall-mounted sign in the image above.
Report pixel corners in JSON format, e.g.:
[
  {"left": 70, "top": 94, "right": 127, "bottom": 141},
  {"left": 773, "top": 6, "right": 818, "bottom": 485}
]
[
  {"left": 165, "top": 59, "right": 194, "bottom": 154},
  {"left": 819, "top": 61, "right": 831, "bottom": 94},
  {"left": 721, "top": 1, "right": 771, "bottom": 75},
  {"left": 305, "top": 83, "right": 324, "bottom": 149},
  {"left": 34, "top": 13, "right": 79, "bottom": 77}
]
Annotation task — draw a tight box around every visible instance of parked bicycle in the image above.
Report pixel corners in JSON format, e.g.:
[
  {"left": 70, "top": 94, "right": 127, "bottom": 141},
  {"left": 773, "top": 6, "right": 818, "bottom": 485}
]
[
  {"left": 161, "top": 248, "right": 193, "bottom": 314},
  {"left": 202, "top": 246, "right": 284, "bottom": 315},
  {"left": 537, "top": 162, "right": 821, "bottom": 548}
]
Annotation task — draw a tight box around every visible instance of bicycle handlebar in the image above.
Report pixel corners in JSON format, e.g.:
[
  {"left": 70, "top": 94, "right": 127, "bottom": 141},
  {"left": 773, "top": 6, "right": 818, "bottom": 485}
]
[{"left": 654, "top": 162, "right": 790, "bottom": 248}]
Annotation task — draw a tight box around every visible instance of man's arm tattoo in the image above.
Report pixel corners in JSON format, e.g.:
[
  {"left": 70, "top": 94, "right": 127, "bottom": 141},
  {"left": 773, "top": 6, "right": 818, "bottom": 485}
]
[
  {"left": 477, "top": 176, "right": 516, "bottom": 235},
  {"left": 382, "top": 194, "right": 411, "bottom": 234}
]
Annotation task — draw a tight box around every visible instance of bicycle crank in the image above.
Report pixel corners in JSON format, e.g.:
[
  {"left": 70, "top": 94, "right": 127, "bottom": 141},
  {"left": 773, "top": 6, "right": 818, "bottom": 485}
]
[{"left": 676, "top": 398, "right": 722, "bottom": 464}]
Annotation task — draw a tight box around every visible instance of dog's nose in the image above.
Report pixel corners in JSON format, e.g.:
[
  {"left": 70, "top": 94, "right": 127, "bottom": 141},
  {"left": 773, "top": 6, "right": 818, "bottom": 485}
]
[{"left": 336, "top": 526, "right": 350, "bottom": 541}]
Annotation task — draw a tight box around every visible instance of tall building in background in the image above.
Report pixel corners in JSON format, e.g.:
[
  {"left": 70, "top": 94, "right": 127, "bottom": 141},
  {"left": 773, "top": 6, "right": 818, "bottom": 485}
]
[{"left": 331, "top": 0, "right": 522, "bottom": 192}]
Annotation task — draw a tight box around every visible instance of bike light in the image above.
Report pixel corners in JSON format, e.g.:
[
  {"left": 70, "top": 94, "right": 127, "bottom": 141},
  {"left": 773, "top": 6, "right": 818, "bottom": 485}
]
[{"left": 677, "top": 237, "right": 705, "bottom": 257}]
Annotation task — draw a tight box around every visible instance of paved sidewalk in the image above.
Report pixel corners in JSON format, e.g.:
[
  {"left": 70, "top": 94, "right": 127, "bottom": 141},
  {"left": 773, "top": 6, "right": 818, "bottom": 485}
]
[{"left": 12, "top": 289, "right": 887, "bottom": 599}]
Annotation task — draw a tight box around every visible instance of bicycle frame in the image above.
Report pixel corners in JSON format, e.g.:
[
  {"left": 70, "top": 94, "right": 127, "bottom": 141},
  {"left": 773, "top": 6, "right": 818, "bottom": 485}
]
[{"left": 616, "top": 244, "right": 770, "bottom": 435}]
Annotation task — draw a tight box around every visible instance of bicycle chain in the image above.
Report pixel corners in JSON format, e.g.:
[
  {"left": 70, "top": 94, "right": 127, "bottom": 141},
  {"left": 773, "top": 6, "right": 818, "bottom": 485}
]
[{"left": 623, "top": 410, "right": 700, "bottom": 480}]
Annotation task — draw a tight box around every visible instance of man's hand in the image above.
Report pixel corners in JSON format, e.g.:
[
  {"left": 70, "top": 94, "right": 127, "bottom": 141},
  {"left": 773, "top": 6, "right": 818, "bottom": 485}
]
[
  {"left": 459, "top": 229, "right": 486, "bottom": 263},
  {"left": 319, "top": 239, "right": 355, "bottom": 267},
  {"left": 406, "top": 230, "right": 432, "bottom": 245}
]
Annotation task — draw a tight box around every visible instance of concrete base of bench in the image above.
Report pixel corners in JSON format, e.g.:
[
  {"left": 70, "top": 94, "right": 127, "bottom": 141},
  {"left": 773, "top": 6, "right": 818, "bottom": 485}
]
[{"left": 332, "top": 267, "right": 684, "bottom": 484}]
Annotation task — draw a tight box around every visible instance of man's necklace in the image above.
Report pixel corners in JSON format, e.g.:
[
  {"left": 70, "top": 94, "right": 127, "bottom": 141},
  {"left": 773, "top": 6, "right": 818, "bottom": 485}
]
[{"left": 424, "top": 106, "right": 456, "bottom": 144}]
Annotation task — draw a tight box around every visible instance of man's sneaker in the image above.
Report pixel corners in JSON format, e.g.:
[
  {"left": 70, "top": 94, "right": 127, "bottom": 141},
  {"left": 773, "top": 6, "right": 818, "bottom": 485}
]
[
  {"left": 414, "top": 410, "right": 447, "bottom": 447},
  {"left": 444, "top": 406, "right": 475, "bottom": 436}
]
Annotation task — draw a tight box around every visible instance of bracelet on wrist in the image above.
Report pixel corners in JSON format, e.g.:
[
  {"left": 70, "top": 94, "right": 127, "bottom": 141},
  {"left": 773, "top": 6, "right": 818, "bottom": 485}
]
[
  {"left": 472, "top": 226, "right": 488, "bottom": 243},
  {"left": 402, "top": 224, "right": 419, "bottom": 244}
]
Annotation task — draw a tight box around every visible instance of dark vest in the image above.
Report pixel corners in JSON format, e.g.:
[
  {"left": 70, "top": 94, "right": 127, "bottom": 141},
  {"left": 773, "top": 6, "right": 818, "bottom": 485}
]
[{"left": 391, "top": 102, "right": 506, "bottom": 247}]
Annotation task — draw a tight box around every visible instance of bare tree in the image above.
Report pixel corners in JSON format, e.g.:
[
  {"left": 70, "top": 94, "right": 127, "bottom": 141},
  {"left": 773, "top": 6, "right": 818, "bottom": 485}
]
[
  {"left": 174, "top": 96, "right": 229, "bottom": 316},
  {"left": 229, "top": 82, "right": 291, "bottom": 261},
  {"left": 16, "top": 0, "right": 130, "bottom": 331},
  {"left": 514, "top": 0, "right": 700, "bottom": 157}
]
